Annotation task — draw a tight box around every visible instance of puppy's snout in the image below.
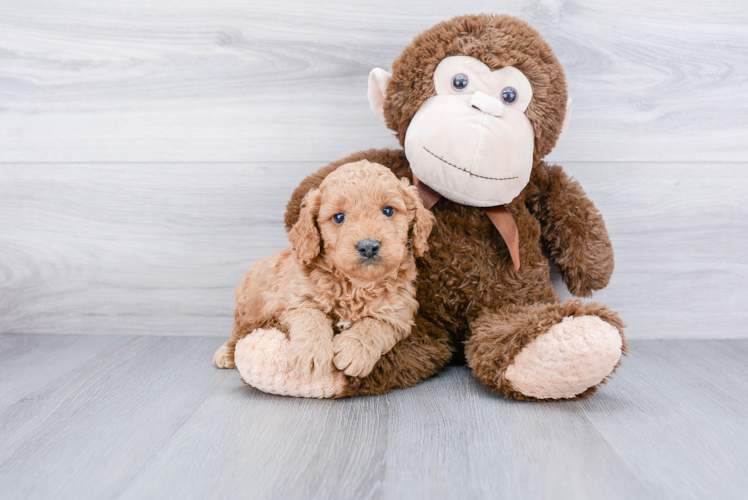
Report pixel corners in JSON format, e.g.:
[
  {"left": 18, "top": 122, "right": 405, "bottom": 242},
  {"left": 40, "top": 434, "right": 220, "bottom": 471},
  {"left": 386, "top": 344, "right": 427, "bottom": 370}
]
[{"left": 356, "top": 239, "right": 381, "bottom": 260}]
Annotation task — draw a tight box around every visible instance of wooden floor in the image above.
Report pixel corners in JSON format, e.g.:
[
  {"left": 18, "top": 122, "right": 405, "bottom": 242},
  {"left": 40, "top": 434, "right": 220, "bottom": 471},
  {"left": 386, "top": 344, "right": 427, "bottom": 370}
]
[{"left": 0, "top": 336, "right": 745, "bottom": 500}]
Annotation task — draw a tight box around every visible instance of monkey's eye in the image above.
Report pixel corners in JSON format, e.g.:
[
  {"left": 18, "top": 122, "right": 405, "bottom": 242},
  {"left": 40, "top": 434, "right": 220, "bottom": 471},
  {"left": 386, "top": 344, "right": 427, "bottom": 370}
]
[
  {"left": 333, "top": 213, "right": 346, "bottom": 225},
  {"left": 451, "top": 73, "right": 469, "bottom": 91},
  {"left": 382, "top": 206, "right": 394, "bottom": 217},
  {"left": 501, "top": 87, "right": 517, "bottom": 104}
]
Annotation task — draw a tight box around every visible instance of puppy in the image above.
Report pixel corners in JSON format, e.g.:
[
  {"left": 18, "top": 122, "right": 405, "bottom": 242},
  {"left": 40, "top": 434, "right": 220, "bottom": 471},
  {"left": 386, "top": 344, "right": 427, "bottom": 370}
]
[{"left": 213, "top": 160, "right": 434, "bottom": 378}]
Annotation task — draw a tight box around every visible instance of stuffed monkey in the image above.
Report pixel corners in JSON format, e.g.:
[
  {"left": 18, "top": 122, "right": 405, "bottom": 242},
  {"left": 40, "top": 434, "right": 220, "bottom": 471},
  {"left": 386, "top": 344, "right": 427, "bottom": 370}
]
[{"left": 227, "top": 14, "right": 626, "bottom": 401}]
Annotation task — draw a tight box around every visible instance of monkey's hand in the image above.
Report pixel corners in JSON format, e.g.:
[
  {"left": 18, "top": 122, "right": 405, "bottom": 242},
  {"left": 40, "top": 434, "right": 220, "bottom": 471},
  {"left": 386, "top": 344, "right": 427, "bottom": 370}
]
[{"left": 526, "top": 162, "right": 614, "bottom": 297}]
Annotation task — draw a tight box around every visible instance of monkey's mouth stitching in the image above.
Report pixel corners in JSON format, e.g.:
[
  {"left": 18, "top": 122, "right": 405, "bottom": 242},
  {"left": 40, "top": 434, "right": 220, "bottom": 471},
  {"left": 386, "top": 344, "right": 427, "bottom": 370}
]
[{"left": 423, "top": 147, "right": 518, "bottom": 181}]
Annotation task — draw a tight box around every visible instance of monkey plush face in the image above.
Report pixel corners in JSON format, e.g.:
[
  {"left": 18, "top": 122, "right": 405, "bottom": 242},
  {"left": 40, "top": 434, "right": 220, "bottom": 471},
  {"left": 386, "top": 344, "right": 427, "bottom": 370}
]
[
  {"left": 403, "top": 56, "right": 535, "bottom": 207},
  {"left": 368, "top": 14, "right": 571, "bottom": 208}
]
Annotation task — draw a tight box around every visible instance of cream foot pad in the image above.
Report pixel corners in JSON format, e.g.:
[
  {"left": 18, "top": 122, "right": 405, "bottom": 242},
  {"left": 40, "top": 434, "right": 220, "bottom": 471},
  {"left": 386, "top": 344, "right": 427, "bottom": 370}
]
[
  {"left": 505, "top": 315, "right": 622, "bottom": 399},
  {"left": 234, "top": 328, "right": 346, "bottom": 399}
]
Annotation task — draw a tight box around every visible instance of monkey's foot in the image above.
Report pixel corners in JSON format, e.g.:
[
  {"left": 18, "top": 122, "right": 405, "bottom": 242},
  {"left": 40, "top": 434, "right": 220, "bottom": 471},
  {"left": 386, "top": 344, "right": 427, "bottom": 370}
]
[
  {"left": 505, "top": 315, "right": 623, "bottom": 399},
  {"left": 235, "top": 328, "right": 347, "bottom": 399}
]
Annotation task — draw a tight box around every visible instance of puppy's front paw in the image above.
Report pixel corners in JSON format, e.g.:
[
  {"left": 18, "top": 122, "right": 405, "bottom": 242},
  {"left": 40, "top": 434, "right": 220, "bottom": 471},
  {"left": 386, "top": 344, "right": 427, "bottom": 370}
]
[
  {"left": 333, "top": 332, "right": 380, "bottom": 378},
  {"left": 287, "top": 337, "right": 335, "bottom": 379}
]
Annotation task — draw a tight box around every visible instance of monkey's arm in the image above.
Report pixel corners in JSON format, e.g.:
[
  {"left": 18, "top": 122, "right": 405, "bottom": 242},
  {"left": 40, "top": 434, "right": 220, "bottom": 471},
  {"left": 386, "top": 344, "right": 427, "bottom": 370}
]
[
  {"left": 284, "top": 148, "right": 410, "bottom": 231},
  {"left": 525, "top": 161, "right": 614, "bottom": 297}
]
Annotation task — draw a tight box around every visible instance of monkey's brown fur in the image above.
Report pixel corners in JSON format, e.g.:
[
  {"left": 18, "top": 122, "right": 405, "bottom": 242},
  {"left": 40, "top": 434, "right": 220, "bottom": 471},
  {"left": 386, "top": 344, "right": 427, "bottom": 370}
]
[{"left": 283, "top": 14, "right": 626, "bottom": 400}]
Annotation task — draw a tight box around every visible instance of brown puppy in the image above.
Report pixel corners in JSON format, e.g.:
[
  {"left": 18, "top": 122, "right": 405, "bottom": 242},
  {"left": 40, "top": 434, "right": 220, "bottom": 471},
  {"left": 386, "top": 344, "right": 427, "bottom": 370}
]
[{"left": 213, "top": 160, "right": 434, "bottom": 378}]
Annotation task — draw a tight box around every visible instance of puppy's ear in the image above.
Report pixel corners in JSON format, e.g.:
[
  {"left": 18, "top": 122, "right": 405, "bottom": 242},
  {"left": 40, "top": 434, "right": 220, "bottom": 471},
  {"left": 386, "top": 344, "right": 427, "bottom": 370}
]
[
  {"left": 289, "top": 188, "right": 322, "bottom": 265},
  {"left": 400, "top": 178, "right": 435, "bottom": 257}
]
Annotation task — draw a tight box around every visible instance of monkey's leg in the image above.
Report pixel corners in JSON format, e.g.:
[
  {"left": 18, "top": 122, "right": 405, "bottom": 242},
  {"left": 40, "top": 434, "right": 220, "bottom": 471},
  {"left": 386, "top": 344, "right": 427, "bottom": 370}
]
[
  {"left": 233, "top": 315, "right": 454, "bottom": 398},
  {"left": 465, "top": 300, "right": 627, "bottom": 401}
]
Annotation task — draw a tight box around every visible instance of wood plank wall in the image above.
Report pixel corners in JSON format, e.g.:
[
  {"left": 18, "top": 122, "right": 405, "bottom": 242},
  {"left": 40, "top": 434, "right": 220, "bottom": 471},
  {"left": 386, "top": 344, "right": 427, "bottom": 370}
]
[{"left": 1, "top": 0, "right": 746, "bottom": 338}]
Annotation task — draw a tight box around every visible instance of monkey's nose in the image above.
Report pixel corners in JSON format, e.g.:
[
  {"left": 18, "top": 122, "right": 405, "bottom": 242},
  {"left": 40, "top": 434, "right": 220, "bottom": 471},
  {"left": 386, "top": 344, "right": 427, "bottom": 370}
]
[
  {"left": 470, "top": 91, "right": 504, "bottom": 117},
  {"left": 356, "top": 239, "right": 381, "bottom": 259}
]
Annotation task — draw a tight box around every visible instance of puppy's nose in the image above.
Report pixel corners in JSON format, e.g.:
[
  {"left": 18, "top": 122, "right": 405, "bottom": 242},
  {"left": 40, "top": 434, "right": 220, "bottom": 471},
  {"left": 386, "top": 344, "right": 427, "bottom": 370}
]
[{"left": 356, "top": 239, "right": 381, "bottom": 259}]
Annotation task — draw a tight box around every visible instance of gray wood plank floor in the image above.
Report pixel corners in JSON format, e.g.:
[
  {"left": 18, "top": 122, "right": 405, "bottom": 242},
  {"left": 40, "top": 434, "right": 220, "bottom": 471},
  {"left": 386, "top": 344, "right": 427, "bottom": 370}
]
[{"left": 0, "top": 335, "right": 746, "bottom": 500}]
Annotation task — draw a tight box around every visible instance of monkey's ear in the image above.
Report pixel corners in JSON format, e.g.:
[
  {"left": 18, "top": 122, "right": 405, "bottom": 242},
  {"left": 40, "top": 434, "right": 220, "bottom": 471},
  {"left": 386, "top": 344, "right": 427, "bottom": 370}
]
[
  {"left": 559, "top": 97, "right": 572, "bottom": 138},
  {"left": 289, "top": 189, "right": 322, "bottom": 265},
  {"left": 400, "top": 179, "right": 435, "bottom": 257},
  {"left": 368, "top": 68, "right": 392, "bottom": 122}
]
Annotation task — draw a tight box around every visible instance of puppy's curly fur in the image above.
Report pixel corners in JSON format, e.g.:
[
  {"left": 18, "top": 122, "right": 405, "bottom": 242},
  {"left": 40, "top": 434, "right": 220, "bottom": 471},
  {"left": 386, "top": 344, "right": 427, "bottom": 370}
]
[{"left": 213, "top": 160, "right": 434, "bottom": 379}]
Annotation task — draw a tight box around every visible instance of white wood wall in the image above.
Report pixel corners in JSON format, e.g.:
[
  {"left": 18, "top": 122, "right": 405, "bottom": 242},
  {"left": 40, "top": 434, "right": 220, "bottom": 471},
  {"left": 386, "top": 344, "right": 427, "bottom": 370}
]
[{"left": 1, "top": 0, "right": 746, "bottom": 339}]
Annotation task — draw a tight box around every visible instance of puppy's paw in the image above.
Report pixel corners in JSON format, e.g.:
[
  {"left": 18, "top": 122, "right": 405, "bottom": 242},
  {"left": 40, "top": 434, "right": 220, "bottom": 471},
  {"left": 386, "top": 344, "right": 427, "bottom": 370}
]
[
  {"left": 333, "top": 332, "right": 380, "bottom": 378},
  {"left": 213, "top": 342, "right": 235, "bottom": 369},
  {"left": 287, "top": 337, "right": 335, "bottom": 379}
]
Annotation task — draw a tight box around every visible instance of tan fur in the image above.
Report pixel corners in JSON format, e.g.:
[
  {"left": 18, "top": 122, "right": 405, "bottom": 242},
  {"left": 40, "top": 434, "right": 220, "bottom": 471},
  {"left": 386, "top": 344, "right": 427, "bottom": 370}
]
[{"left": 214, "top": 160, "right": 434, "bottom": 379}]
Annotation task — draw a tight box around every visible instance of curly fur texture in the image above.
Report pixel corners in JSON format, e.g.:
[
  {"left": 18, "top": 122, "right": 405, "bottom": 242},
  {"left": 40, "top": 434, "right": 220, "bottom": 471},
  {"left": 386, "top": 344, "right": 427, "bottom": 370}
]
[
  {"left": 215, "top": 161, "right": 434, "bottom": 380},
  {"left": 272, "top": 14, "right": 625, "bottom": 400}
]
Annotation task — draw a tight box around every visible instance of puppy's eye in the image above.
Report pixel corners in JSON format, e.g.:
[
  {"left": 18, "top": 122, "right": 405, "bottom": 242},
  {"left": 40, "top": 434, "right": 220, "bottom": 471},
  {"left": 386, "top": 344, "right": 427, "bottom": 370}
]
[
  {"left": 382, "top": 206, "right": 394, "bottom": 217},
  {"left": 451, "top": 73, "right": 469, "bottom": 91},
  {"left": 332, "top": 213, "right": 346, "bottom": 225}
]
